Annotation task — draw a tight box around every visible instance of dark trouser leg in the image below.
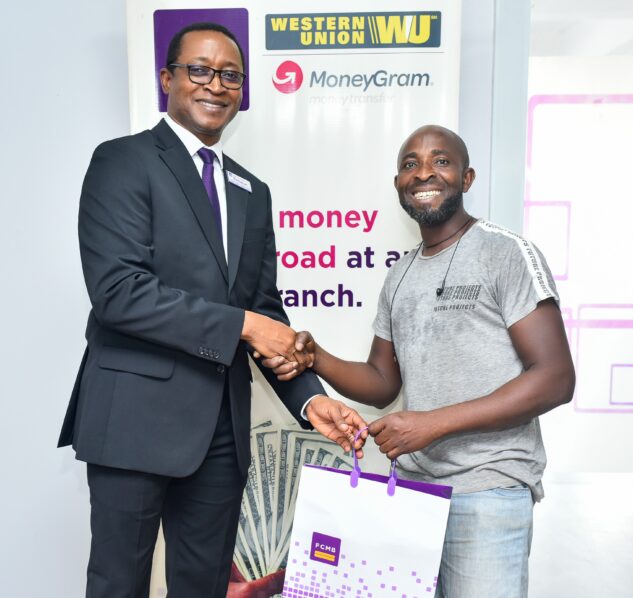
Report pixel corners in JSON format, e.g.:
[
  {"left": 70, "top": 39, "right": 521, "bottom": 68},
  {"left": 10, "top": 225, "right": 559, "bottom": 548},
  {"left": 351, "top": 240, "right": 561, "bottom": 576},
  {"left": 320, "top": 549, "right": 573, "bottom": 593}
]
[
  {"left": 86, "top": 464, "right": 168, "bottom": 598},
  {"left": 162, "top": 397, "right": 246, "bottom": 598}
]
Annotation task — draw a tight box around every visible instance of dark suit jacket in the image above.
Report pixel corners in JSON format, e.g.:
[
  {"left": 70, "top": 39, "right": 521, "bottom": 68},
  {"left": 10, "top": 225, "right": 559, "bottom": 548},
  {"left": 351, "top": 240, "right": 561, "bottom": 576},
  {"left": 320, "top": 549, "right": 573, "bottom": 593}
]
[{"left": 58, "top": 119, "right": 323, "bottom": 477}]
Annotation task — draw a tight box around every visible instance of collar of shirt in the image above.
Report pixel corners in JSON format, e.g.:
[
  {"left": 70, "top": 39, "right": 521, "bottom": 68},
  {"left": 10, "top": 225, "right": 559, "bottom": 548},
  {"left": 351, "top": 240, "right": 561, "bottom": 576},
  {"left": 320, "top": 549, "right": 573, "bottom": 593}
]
[{"left": 163, "top": 114, "right": 225, "bottom": 170}]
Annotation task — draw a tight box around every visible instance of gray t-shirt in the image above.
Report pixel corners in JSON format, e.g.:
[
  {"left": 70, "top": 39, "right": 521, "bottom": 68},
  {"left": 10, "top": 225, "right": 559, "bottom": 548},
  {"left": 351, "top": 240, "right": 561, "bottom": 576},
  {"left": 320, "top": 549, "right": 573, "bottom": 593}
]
[{"left": 373, "top": 220, "right": 559, "bottom": 501}]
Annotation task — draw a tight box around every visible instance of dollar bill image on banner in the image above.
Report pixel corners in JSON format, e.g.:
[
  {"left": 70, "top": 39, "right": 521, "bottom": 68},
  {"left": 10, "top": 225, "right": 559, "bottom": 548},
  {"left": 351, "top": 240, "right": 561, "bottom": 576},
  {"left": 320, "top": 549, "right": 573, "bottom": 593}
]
[
  {"left": 282, "top": 465, "right": 451, "bottom": 597},
  {"left": 233, "top": 422, "right": 354, "bottom": 584}
]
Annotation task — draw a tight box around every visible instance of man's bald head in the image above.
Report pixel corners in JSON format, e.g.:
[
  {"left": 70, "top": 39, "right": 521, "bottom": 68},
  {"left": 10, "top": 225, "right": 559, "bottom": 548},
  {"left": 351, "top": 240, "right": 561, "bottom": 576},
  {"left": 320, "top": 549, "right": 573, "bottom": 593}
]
[{"left": 398, "top": 125, "right": 470, "bottom": 170}]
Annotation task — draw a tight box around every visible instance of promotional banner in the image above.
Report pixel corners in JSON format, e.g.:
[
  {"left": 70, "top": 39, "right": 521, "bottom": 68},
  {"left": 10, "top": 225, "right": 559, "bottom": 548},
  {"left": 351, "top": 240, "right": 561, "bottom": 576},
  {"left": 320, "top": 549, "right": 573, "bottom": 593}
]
[{"left": 127, "top": 1, "right": 462, "bottom": 594}]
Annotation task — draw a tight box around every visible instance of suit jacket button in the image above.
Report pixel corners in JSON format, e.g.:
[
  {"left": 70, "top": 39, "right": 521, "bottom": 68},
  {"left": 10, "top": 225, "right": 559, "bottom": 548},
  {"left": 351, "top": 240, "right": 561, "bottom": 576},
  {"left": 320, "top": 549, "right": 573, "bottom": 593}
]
[{"left": 216, "top": 365, "right": 225, "bottom": 374}]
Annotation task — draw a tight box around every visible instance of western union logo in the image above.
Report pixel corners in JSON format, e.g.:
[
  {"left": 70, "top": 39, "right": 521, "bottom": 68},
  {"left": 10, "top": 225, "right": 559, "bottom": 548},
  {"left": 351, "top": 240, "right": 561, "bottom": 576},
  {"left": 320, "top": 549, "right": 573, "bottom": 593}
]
[
  {"left": 266, "top": 12, "right": 441, "bottom": 50},
  {"left": 314, "top": 550, "right": 336, "bottom": 562}
]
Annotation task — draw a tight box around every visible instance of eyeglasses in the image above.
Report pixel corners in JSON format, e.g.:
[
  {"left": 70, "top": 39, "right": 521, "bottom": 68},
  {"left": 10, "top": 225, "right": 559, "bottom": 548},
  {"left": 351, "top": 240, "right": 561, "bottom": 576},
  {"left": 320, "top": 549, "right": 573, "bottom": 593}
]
[{"left": 169, "top": 63, "right": 246, "bottom": 90}]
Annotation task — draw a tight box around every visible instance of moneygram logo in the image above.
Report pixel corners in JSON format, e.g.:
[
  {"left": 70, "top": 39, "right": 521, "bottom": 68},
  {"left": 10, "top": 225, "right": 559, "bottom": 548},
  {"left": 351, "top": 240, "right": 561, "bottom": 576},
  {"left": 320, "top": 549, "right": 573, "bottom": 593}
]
[{"left": 273, "top": 60, "right": 304, "bottom": 93}]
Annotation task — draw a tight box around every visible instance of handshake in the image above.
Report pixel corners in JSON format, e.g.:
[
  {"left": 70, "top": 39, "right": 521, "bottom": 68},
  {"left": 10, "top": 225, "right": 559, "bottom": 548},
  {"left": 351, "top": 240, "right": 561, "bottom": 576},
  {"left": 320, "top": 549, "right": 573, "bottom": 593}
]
[
  {"left": 241, "top": 311, "right": 317, "bottom": 375},
  {"left": 241, "top": 311, "right": 369, "bottom": 457},
  {"left": 242, "top": 311, "right": 429, "bottom": 466}
]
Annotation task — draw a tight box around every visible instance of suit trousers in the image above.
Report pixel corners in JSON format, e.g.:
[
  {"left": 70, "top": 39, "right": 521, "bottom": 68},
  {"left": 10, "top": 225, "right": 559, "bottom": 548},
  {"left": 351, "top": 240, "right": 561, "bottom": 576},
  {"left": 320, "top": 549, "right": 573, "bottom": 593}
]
[{"left": 85, "top": 392, "right": 246, "bottom": 598}]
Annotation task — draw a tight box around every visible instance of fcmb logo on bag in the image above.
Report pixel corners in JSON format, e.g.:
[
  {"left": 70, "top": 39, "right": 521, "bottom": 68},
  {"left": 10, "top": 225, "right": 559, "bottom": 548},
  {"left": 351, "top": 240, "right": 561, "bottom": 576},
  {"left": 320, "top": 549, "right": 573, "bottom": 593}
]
[
  {"left": 272, "top": 60, "right": 304, "bottom": 93},
  {"left": 310, "top": 532, "right": 341, "bottom": 567},
  {"left": 266, "top": 11, "right": 441, "bottom": 50}
]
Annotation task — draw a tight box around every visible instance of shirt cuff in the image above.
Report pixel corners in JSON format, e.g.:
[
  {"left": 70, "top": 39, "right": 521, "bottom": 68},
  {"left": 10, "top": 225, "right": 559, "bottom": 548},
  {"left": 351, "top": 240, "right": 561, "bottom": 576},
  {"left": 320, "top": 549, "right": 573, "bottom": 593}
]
[{"left": 300, "top": 395, "right": 321, "bottom": 420}]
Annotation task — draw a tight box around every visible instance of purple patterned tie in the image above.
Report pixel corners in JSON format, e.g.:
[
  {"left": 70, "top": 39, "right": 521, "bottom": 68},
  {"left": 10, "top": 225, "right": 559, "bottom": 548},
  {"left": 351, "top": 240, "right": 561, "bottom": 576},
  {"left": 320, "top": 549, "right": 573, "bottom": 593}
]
[{"left": 197, "top": 148, "right": 223, "bottom": 242}]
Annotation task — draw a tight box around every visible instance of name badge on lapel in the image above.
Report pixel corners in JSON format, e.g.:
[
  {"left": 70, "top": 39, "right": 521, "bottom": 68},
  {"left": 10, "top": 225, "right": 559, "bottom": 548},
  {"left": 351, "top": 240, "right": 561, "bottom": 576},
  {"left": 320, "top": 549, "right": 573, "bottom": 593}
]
[{"left": 226, "top": 170, "right": 252, "bottom": 193}]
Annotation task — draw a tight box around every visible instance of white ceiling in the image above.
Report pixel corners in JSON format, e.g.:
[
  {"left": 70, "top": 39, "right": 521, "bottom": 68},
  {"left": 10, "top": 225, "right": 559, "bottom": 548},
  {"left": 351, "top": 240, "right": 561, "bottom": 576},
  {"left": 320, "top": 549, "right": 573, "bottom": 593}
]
[{"left": 530, "top": 0, "right": 633, "bottom": 56}]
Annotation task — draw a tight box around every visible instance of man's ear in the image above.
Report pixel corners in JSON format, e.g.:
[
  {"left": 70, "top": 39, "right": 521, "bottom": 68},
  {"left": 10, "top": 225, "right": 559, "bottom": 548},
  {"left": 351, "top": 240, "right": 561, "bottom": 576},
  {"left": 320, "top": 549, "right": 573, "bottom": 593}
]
[
  {"left": 462, "top": 167, "right": 476, "bottom": 192},
  {"left": 159, "top": 68, "right": 172, "bottom": 94}
]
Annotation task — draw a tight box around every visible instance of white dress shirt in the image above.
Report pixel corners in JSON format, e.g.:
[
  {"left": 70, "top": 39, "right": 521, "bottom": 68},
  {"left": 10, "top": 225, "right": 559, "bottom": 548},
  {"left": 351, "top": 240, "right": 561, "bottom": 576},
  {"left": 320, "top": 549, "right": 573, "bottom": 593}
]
[{"left": 164, "top": 114, "right": 229, "bottom": 259}]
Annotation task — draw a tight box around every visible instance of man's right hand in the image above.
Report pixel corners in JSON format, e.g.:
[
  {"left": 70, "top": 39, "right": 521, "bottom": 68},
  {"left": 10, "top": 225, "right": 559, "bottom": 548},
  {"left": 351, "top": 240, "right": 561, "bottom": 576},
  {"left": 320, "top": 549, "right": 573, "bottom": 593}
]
[
  {"left": 259, "top": 330, "right": 316, "bottom": 380},
  {"left": 241, "top": 311, "right": 300, "bottom": 362},
  {"left": 305, "top": 395, "right": 368, "bottom": 457}
]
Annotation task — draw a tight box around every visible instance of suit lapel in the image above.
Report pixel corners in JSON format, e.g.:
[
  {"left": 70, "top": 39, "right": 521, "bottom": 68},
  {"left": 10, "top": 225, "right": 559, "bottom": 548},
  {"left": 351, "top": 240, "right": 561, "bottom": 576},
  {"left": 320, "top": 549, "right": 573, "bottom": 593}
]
[
  {"left": 152, "top": 120, "right": 228, "bottom": 283},
  {"left": 224, "top": 157, "right": 248, "bottom": 294}
]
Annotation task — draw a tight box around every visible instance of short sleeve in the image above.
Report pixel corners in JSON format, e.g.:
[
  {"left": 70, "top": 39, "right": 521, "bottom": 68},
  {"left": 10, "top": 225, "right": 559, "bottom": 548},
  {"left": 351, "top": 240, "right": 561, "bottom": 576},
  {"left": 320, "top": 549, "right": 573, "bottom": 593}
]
[
  {"left": 497, "top": 238, "right": 559, "bottom": 328},
  {"left": 373, "top": 270, "right": 397, "bottom": 341}
]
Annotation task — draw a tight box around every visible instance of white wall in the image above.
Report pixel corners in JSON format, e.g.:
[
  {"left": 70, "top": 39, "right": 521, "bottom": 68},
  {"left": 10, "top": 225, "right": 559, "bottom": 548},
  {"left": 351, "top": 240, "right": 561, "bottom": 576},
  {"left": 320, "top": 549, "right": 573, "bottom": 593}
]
[{"left": 1, "top": 1, "right": 129, "bottom": 596}]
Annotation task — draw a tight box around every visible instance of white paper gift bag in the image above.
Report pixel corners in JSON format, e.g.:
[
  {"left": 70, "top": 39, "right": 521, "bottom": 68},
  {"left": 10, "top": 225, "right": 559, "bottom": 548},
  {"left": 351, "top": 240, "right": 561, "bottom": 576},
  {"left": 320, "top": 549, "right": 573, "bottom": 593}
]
[{"left": 282, "top": 460, "right": 452, "bottom": 597}]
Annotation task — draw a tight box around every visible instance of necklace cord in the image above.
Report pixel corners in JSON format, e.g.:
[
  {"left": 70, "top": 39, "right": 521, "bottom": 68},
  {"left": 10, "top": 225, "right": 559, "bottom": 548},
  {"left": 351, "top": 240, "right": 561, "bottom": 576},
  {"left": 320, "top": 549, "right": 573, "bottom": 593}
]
[
  {"left": 387, "top": 216, "right": 477, "bottom": 357},
  {"left": 388, "top": 243, "right": 422, "bottom": 360},
  {"left": 423, "top": 215, "right": 473, "bottom": 250},
  {"left": 436, "top": 217, "right": 475, "bottom": 296}
]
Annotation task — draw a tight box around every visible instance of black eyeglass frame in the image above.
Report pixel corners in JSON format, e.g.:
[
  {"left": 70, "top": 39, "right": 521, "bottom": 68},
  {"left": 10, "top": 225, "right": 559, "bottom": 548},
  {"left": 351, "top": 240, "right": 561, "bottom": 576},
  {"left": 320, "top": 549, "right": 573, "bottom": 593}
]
[{"left": 169, "top": 63, "right": 247, "bottom": 89}]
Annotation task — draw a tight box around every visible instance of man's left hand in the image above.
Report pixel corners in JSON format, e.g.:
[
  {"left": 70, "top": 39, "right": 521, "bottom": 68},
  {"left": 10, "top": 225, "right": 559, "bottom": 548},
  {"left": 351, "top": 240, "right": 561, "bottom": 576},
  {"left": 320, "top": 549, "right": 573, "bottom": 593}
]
[{"left": 306, "top": 395, "right": 368, "bottom": 458}]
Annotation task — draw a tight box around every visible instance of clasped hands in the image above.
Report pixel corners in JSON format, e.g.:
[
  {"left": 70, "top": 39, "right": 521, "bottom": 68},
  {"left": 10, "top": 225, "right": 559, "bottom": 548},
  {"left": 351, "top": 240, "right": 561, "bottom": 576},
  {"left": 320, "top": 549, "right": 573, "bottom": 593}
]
[
  {"left": 242, "top": 312, "right": 314, "bottom": 374},
  {"left": 248, "top": 321, "right": 433, "bottom": 461},
  {"left": 242, "top": 314, "right": 367, "bottom": 456}
]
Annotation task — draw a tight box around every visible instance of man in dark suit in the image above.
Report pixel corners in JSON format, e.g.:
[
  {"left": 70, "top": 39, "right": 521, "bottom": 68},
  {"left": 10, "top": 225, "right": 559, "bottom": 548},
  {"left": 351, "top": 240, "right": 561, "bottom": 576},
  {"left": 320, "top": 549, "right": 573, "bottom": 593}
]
[{"left": 58, "top": 22, "right": 366, "bottom": 598}]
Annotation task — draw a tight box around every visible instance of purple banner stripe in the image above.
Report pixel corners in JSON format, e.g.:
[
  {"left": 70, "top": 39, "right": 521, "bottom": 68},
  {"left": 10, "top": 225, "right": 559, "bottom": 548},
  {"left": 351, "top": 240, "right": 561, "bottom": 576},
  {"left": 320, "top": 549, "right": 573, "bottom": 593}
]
[{"left": 569, "top": 320, "right": 633, "bottom": 329}]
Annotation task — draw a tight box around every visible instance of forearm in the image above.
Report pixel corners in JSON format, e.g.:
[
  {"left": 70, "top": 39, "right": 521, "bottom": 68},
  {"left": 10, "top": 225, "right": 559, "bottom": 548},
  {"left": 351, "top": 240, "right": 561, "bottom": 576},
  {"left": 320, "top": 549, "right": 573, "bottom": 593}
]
[
  {"left": 312, "top": 343, "right": 400, "bottom": 408},
  {"left": 370, "top": 360, "right": 575, "bottom": 460},
  {"left": 426, "top": 362, "right": 575, "bottom": 441},
  {"left": 431, "top": 300, "right": 576, "bottom": 440},
  {"left": 369, "top": 300, "right": 576, "bottom": 459},
  {"left": 255, "top": 358, "right": 324, "bottom": 428}
]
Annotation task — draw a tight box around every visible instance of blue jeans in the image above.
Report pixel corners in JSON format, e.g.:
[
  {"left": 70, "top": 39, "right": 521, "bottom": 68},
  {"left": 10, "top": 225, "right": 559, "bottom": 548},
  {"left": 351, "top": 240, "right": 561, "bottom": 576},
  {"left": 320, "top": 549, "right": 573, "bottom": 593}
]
[{"left": 435, "top": 486, "right": 533, "bottom": 598}]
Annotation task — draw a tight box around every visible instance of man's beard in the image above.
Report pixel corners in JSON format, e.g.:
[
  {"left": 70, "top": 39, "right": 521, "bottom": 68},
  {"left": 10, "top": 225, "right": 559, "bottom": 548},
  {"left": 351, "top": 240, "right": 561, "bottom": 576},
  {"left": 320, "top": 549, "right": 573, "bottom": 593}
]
[{"left": 400, "top": 192, "right": 463, "bottom": 226}]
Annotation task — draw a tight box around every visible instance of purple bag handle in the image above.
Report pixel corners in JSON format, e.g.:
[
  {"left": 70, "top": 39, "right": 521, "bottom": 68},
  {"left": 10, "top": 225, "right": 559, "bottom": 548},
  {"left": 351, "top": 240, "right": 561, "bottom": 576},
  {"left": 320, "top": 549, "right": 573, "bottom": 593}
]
[{"left": 350, "top": 427, "right": 398, "bottom": 496}]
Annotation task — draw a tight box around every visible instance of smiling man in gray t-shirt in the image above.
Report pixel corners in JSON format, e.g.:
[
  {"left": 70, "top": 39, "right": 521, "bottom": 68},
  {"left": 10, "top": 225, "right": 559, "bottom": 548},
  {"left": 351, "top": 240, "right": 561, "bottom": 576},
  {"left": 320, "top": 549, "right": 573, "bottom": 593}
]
[
  {"left": 261, "top": 125, "right": 575, "bottom": 598},
  {"left": 373, "top": 218, "right": 556, "bottom": 502}
]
